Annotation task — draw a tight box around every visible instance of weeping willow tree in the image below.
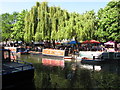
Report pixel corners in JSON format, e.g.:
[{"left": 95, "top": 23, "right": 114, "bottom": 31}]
[
  {"left": 24, "top": 6, "right": 38, "bottom": 42},
  {"left": 24, "top": 2, "right": 39, "bottom": 42},
  {"left": 36, "top": 2, "right": 49, "bottom": 40},
  {"left": 80, "top": 10, "right": 97, "bottom": 41},
  {"left": 24, "top": 2, "right": 97, "bottom": 42}
]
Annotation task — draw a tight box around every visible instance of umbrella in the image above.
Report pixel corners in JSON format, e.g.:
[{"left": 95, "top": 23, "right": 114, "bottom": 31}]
[
  {"left": 82, "top": 40, "right": 100, "bottom": 44},
  {"left": 89, "top": 40, "right": 100, "bottom": 44},
  {"left": 68, "top": 41, "right": 80, "bottom": 44},
  {"left": 55, "top": 42, "right": 61, "bottom": 45},
  {"left": 82, "top": 40, "right": 89, "bottom": 44}
]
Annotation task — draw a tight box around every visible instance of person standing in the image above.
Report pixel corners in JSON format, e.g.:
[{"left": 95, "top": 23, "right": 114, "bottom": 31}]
[{"left": 52, "top": 39, "right": 55, "bottom": 49}]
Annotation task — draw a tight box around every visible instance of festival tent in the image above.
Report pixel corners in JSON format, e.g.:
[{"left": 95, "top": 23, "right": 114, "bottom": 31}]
[
  {"left": 104, "top": 41, "right": 115, "bottom": 48},
  {"left": 104, "top": 41, "right": 115, "bottom": 45},
  {"left": 82, "top": 40, "right": 100, "bottom": 44}
]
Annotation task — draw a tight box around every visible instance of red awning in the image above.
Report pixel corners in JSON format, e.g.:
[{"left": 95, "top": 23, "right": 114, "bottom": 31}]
[{"left": 55, "top": 42, "right": 61, "bottom": 45}]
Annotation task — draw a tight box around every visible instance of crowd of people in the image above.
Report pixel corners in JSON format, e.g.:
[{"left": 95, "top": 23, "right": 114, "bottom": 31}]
[{"left": 1, "top": 40, "right": 120, "bottom": 55}]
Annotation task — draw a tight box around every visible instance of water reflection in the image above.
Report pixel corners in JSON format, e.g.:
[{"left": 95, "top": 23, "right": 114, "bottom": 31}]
[
  {"left": 42, "top": 58, "right": 64, "bottom": 67},
  {"left": 80, "top": 63, "right": 120, "bottom": 75},
  {"left": 80, "top": 64, "right": 101, "bottom": 71},
  {"left": 20, "top": 55, "right": 120, "bottom": 89}
]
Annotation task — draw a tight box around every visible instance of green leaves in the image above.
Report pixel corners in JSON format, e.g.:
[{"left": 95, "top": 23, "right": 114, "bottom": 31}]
[
  {"left": 11, "top": 10, "right": 27, "bottom": 41},
  {"left": 1, "top": 1, "right": 120, "bottom": 42},
  {"left": 35, "top": 33, "right": 43, "bottom": 41},
  {"left": 96, "top": 0, "right": 120, "bottom": 42},
  {"left": 1, "top": 12, "right": 19, "bottom": 41}
]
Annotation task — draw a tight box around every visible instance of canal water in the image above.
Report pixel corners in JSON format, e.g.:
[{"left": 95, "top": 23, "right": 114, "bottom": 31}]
[{"left": 19, "top": 54, "right": 120, "bottom": 89}]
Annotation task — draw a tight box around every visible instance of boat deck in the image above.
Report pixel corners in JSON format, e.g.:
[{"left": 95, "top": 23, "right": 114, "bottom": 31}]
[{"left": 1, "top": 60, "right": 34, "bottom": 75}]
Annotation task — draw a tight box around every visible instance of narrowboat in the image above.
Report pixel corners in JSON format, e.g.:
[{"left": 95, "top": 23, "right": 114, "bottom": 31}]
[
  {"left": 77, "top": 51, "right": 120, "bottom": 64},
  {"left": 42, "top": 49, "right": 68, "bottom": 57},
  {"left": 4, "top": 47, "right": 30, "bottom": 55},
  {"left": 1, "top": 48, "right": 34, "bottom": 89}
]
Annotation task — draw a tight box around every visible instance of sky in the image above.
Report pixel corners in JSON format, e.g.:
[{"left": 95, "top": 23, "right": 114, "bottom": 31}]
[{"left": 0, "top": 0, "right": 111, "bottom": 14}]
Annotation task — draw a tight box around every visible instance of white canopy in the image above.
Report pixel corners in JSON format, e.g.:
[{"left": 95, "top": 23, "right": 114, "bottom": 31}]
[{"left": 104, "top": 41, "right": 115, "bottom": 45}]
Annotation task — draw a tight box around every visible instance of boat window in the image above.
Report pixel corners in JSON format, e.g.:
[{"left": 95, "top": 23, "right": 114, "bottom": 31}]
[{"left": 116, "top": 53, "right": 120, "bottom": 57}]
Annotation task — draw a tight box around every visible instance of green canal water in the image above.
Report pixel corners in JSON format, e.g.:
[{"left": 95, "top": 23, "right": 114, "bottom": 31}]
[{"left": 19, "top": 54, "right": 120, "bottom": 89}]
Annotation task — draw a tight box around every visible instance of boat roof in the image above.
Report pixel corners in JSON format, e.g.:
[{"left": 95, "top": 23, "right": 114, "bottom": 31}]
[{"left": 1, "top": 60, "right": 34, "bottom": 75}]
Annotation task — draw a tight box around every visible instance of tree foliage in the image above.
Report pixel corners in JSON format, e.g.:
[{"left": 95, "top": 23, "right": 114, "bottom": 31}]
[
  {"left": 23, "top": 2, "right": 98, "bottom": 42},
  {"left": 96, "top": 0, "right": 120, "bottom": 42},
  {"left": 11, "top": 10, "right": 28, "bottom": 41},
  {"left": 1, "top": 0, "right": 120, "bottom": 42},
  {"left": 1, "top": 12, "right": 18, "bottom": 41}
]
